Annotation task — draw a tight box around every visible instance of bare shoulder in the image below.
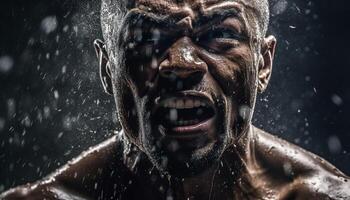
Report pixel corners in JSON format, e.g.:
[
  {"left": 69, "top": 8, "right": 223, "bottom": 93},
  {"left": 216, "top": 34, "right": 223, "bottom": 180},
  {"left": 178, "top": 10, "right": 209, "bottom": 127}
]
[
  {"left": 0, "top": 132, "right": 129, "bottom": 200},
  {"left": 252, "top": 126, "right": 350, "bottom": 199}
]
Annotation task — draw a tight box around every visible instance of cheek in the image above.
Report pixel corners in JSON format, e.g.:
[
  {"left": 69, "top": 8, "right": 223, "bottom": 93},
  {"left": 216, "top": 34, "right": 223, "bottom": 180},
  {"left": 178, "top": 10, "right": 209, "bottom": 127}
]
[
  {"left": 200, "top": 46, "right": 255, "bottom": 102},
  {"left": 126, "top": 54, "right": 158, "bottom": 96},
  {"left": 115, "top": 79, "right": 140, "bottom": 143},
  {"left": 228, "top": 47, "right": 258, "bottom": 105},
  {"left": 111, "top": 59, "right": 142, "bottom": 144}
]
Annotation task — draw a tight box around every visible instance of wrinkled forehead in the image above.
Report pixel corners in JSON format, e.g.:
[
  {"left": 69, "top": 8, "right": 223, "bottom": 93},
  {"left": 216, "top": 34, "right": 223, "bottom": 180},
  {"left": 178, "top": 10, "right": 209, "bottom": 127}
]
[
  {"left": 131, "top": 0, "right": 258, "bottom": 18},
  {"left": 101, "top": 0, "right": 265, "bottom": 53}
]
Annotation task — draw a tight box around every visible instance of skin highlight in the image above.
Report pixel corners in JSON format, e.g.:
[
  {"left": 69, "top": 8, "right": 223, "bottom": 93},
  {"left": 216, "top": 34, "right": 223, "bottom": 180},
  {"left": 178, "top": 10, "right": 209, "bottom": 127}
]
[{"left": 1, "top": 0, "right": 350, "bottom": 199}]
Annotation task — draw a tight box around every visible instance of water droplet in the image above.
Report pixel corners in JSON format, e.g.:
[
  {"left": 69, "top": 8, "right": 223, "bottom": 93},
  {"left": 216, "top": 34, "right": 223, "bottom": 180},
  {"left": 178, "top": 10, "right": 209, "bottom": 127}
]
[
  {"left": 331, "top": 94, "right": 343, "bottom": 106},
  {"left": 328, "top": 135, "right": 342, "bottom": 154},
  {"left": 0, "top": 56, "right": 14, "bottom": 73},
  {"left": 54, "top": 90, "right": 59, "bottom": 99},
  {"left": 272, "top": 0, "right": 288, "bottom": 16},
  {"left": 170, "top": 109, "right": 178, "bottom": 121},
  {"left": 41, "top": 16, "right": 58, "bottom": 34}
]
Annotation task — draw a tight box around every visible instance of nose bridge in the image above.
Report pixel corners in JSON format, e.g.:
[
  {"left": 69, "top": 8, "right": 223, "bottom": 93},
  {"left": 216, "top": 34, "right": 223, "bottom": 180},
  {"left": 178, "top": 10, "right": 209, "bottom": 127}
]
[{"left": 159, "top": 37, "right": 207, "bottom": 79}]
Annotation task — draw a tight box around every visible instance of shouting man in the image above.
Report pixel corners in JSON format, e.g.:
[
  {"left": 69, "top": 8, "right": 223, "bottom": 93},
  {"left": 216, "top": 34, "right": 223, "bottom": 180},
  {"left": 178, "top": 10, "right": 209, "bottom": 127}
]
[{"left": 2, "top": 0, "right": 350, "bottom": 199}]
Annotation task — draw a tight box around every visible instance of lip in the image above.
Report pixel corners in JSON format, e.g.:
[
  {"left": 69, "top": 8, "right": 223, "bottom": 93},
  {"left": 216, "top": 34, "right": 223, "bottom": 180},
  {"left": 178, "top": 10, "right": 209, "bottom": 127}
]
[
  {"left": 166, "top": 117, "right": 215, "bottom": 139},
  {"left": 153, "top": 91, "right": 216, "bottom": 139}
]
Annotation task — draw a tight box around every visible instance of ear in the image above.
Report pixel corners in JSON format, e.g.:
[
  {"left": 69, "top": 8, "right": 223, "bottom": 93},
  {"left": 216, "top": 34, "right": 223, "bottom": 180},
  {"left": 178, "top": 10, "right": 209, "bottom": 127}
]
[
  {"left": 258, "top": 35, "right": 277, "bottom": 93},
  {"left": 94, "top": 39, "right": 113, "bottom": 95}
]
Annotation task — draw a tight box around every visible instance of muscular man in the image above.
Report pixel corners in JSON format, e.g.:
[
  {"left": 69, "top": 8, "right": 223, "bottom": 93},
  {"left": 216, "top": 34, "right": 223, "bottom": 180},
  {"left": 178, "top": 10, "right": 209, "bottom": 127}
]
[{"left": 1, "top": 0, "right": 349, "bottom": 199}]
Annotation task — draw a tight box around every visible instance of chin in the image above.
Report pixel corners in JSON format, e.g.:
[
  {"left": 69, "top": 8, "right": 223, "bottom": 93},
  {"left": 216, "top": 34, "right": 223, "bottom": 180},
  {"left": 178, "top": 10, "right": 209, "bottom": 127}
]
[
  {"left": 143, "top": 138, "right": 227, "bottom": 177},
  {"left": 140, "top": 105, "right": 230, "bottom": 177}
]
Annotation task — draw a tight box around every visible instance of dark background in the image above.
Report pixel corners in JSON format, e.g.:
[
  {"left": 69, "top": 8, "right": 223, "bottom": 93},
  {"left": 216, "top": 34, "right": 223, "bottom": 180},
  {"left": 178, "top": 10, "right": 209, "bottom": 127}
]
[{"left": 0, "top": 0, "right": 349, "bottom": 192}]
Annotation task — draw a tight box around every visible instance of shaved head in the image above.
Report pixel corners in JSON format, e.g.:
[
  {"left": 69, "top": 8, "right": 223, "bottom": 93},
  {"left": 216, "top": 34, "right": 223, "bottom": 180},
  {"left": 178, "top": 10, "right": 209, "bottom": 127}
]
[{"left": 101, "top": 0, "right": 270, "bottom": 52}]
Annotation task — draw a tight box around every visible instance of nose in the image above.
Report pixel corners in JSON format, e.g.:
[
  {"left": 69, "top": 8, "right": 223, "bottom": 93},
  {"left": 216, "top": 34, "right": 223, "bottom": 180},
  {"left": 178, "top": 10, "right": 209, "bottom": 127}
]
[{"left": 159, "top": 37, "right": 207, "bottom": 79}]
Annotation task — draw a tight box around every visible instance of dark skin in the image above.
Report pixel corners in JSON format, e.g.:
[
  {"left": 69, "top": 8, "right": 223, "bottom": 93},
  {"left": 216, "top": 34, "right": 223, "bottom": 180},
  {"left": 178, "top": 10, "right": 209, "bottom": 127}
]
[{"left": 1, "top": 0, "right": 350, "bottom": 199}]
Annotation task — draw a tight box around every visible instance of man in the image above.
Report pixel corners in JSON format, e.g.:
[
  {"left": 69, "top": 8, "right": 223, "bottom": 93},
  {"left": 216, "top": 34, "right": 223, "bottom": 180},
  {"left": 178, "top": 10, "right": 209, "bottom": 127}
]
[{"left": 1, "top": 0, "right": 349, "bottom": 199}]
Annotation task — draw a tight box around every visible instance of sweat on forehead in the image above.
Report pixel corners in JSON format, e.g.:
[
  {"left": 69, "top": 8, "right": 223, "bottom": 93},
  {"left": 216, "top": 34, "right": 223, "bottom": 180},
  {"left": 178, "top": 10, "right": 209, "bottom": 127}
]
[{"left": 101, "top": 0, "right": 269, "bottom": 47}]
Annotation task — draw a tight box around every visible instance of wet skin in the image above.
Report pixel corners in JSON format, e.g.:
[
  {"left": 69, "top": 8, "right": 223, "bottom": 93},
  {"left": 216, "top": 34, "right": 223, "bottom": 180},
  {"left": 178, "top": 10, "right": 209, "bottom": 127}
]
[{"left": 1, "top": 0, "right": 350, "bottom": 199}]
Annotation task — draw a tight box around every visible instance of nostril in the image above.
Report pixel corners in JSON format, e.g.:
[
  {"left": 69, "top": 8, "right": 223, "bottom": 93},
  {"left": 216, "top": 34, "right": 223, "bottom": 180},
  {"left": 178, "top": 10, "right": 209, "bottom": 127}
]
[
  {"left": 158, "top": 67, "right": 205, "bottom": 91},
  {"left": 192, "top": 71, "right": 204, "bottom": 77},
  {"left": 189, "top": 71, "right": 205, "bottom": 83},
  {"left": 160, "top": 70, "right": 177, "bottom": 81},
  {"left": 162, "top": 70, "right": 172, "bottom": 77},
  {"left": 160, "top": 68, "right": 205, "bottom": 80}
]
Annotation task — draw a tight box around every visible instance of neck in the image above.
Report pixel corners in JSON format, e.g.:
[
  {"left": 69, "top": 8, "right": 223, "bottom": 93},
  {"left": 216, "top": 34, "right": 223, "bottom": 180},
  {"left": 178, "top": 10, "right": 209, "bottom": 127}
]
[
  {"left": 168, "top": 126, "right": 256, "bottom": 200},
  {"left": 124, "top": 125, "right": 258, "bottom": 200},
  {"left": 169, "top": 163, "right": 222, "bottom": 200}
]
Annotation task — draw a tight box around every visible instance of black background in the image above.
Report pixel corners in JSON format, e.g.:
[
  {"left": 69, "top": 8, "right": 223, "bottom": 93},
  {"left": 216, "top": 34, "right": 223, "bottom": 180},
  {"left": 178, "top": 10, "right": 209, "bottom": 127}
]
[{"left": 0, "top": 0, "right": 350, "bottom": 192}]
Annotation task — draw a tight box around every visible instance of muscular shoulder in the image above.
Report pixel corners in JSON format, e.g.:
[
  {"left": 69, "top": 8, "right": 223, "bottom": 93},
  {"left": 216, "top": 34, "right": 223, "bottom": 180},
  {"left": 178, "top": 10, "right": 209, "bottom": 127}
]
[
  {"left": 0, "top": 132, "right": 130, "bottom": 200},
  {"left": 252, "top": 126, "right": 350, "bottom": 199}
]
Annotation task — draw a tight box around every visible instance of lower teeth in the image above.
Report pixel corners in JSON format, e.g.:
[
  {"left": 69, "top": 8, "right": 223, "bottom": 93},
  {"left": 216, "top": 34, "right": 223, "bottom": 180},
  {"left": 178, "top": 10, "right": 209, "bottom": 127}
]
[{"left": 175, "top": 120, "right": 199, "bottom": 126}]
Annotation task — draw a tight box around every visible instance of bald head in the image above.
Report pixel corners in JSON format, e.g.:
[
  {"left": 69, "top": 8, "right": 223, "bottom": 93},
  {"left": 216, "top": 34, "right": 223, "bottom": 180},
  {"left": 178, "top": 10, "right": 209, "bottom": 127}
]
[{"left": 101, "top": 0, "right": 270, "bottom": 49}]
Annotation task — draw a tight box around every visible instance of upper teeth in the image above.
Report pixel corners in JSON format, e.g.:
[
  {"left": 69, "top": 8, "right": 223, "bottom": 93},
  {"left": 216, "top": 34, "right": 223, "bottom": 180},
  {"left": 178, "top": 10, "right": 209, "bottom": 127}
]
[{"left": 162, "top": 99, "right": 206, "bottom": 109}]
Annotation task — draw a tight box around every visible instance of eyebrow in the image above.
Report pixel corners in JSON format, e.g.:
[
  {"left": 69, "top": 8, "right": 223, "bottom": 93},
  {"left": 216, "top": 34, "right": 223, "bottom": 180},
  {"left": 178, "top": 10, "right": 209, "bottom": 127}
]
[
  {"left": 196, "top": 7, "right": 242, "bottom": 27},
  {"left": 122, "top": 6, "right": 243, "bottom": 32},
  {"left": 123, "top": 9, "right": 179, "bottom": 31}
]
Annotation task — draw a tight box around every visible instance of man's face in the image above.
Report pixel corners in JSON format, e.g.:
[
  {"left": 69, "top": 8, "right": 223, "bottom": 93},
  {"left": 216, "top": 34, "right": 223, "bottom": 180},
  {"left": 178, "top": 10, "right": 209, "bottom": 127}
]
[{"left": 104, "top": 0, "right": 275, "bottom": 176}]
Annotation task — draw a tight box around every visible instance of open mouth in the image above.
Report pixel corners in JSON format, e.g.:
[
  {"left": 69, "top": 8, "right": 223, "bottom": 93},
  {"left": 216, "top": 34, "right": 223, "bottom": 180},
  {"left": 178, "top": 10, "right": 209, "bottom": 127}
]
[{"left": 153, "top": 94, "right": 216, "bottom": 136}]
